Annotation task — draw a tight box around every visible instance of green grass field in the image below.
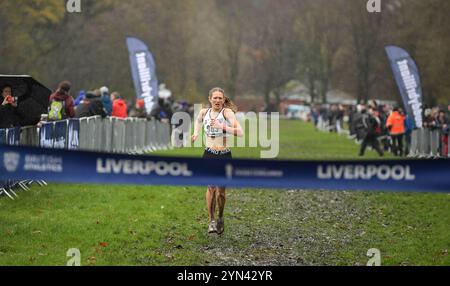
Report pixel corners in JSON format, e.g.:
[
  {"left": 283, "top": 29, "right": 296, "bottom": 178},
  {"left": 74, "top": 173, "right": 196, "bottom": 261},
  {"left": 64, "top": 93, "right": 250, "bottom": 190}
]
[{"left": 0, "top": 120, "right": 449, "bottom": 266}]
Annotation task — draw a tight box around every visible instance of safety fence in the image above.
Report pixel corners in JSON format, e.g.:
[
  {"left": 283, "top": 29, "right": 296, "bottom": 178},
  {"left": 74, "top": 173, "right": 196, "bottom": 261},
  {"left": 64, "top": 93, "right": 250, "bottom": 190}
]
[
  {"left": 316, "top": 116, "right": 349, "bottom": 135},
  {"left": 408, "top": 128, "right": 448, "bottom": 158},
  {"left": 1, "top": 116, "right": 171, "bottom": 153},
  {"left": 316, "top": 115, "right": 449, "bottom": 158},
  {"left": 1, "top": 116, "right": 172, "bottom": 199}
]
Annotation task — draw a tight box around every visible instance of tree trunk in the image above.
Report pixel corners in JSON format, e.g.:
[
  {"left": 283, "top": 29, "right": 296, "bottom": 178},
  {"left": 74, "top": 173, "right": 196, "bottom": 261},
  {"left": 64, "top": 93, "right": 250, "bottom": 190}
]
[{"left": 307, "top": 73, "right": 317, "bottom": 103}]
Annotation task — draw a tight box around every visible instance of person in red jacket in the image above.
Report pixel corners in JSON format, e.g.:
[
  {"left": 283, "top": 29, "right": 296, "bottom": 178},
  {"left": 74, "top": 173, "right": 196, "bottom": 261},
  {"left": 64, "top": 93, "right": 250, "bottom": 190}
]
[
  {"left": 111, "top": 91, "right": 128, "bottom": 118},
  {"left": 48, "top": 81, "right": 75, "bottom": 120},
  {"left": 386, "top": 107, "right": 406, "bottom": 156}
]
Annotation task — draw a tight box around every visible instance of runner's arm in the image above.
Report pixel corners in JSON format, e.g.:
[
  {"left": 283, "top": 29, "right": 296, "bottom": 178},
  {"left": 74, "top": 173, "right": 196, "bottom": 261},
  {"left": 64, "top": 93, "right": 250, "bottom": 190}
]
[
  {"left": 220, "top": 109, "right": 243, "bottom": 137},
  {"left": 192, "top": 109, "right": 205, "bottom": 141}
]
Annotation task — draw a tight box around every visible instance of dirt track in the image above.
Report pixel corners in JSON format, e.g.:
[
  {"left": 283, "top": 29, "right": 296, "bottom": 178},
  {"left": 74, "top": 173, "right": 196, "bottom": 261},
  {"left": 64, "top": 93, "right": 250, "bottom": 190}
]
[{"left": 201, "top": 189, "right": 372, "bottom": 266}]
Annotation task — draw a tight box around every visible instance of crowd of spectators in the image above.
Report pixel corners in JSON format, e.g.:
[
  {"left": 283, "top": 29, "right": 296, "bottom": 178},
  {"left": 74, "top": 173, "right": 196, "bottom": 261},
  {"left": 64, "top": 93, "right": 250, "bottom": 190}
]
[
  {"left": 0, "top": 80, "right": 195, "bottom": 129},
  {"left": 313, "top": 101, "right": 449, "bottom": 158}
]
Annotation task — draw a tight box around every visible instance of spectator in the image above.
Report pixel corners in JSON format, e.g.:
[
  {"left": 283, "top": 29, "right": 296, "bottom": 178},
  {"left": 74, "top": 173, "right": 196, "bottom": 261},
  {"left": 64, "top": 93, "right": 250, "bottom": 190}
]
[
  {"left": 1, "top": 85, "right": 18, "bottom": 107},
  {"left": 404, "top": 116, "right": 414, "bottom": 156},
  {"left": 149, "top": 97, "right": 174, "bottom": 122},
  {"left": 359, "top": 107, "right": 384, "bottom": 157},
  {"left": 129, "top": 99, "right": 148, "bottom": 118},
  {"left": 75, "top": 90, "right": 107, "bottom": 118},
  {"left": 100, "top": 86, "right": 112, "bottom": 116},
  {"left": 386, "top": 107, "right": 406, "bottom": 156},
  {"left": 368, "top": 100, "right": 378, "bottom": 110},
  {"left": 48, "top": 81, "right": 75, "bottom": 121},
  {"left": 436, "top": 110, "right": 449, "bottom": 157},
  {"left": 347, "top": 105, "right": 356, "bottom": 138},
  {"left": 111, "top": 92, "right": 128, "bottom": 118},
  {"left": 311, "top": 105, "right": 320, "bottom": 129},
  {"left": 74, "top": 90, "right": 86, "bottom": 107},
  {"left": 328, "top": 105, "right": 338, "bottom": 132},
  {"left": 0, "top": 85, "right": 20, "bottom": 128},
  {"left": 353, "top": 104, "right": 368, "bottom": 142},
  {"left": 379, "top": 105, "right": 391, "bottom": 152},
  {"left": 336, "top": 105, "right": 345, "bottom": 133}
]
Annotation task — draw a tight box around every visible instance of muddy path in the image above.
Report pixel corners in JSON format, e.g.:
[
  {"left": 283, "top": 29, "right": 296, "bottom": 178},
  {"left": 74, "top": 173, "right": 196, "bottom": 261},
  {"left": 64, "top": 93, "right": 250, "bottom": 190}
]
[{"left": 200, "top": 189, "right": 373, "bottom": 266}]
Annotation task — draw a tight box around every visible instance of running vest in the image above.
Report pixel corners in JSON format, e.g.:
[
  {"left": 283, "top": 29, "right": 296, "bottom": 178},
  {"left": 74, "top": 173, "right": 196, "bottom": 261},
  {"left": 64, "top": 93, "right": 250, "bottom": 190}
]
[{"left": 203, "top": 108, "right": 231, "bottom": 138}]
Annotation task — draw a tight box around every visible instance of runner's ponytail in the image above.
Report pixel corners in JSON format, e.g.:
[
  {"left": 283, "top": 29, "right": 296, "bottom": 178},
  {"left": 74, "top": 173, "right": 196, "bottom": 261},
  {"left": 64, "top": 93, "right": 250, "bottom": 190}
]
[{"left": 224, "top": 95, "right": 237, "bottom": 113}]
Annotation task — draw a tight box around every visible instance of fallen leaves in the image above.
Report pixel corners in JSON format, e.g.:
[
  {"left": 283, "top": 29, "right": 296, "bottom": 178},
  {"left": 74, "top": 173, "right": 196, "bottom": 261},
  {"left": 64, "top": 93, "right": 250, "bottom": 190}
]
[{"left": 87, "top": 256, "right": 97, "bottom": 265}]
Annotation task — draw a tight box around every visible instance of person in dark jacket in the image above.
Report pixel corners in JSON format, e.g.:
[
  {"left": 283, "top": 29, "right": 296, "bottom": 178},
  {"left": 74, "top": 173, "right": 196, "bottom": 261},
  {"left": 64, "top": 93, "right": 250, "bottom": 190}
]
[
  {"left": 2, "top": 84, "right": 48, "bottom": 127},
  {"left": 0, "top": 85, "right": 20, "bottom": 128},
  {"left": 353, "top": 105, "right": 367, "bottom": 142},
  {"left": 1, "top": 85, "right": 17, "bottom": 107},
  {"left": 75, "top": 90, "right": 107, "bottom": 118},
  {"left": 149, "top": 97, "right": 174, "bottom": 121},
  {"left": 359, "top": 107, "right": 384, "bottom": 157},
  {"left": 48, "top": 81, "right": 75, "bottom": 120},
  {"left": 129, "top": 99, "right": 148, "bottom": 118}
]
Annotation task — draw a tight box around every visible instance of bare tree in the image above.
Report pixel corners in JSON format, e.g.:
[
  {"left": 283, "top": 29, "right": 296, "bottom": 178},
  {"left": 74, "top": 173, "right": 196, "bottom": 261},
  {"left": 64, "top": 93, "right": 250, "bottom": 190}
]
[{"left": 347, "top": 0, "right": 383, "bottom": 104}]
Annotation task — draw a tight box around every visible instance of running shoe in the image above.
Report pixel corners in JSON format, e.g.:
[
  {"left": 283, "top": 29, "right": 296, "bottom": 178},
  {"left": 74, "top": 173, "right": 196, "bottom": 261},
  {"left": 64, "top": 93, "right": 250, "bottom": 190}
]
[
  {"left": 208, "top": 220, "right": 217, "bottom": 233},
  {"left": 216, "top": 218, "right": 224, "bottom": 235}
]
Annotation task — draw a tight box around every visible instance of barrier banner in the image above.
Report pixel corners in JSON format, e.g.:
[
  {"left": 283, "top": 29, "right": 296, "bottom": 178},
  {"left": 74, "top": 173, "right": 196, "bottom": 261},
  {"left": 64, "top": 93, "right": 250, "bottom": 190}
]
[
  {"left": 0, "top": 145, "right": 449, "bottom": 193},
  {"left": 7, "top": 127, "right": 20, "bottom": 146},
  {"left": 68, "top": 119, "right": 80, "bottom": 150},
  {"left": 0, "top": 129, "right": 7, "bottom": 145},
  {"left": 39, "top": 122, "right": 54, "bottom": 148},
  {"left": 54, "top": 121, "right": 67, "bottom": 149}
]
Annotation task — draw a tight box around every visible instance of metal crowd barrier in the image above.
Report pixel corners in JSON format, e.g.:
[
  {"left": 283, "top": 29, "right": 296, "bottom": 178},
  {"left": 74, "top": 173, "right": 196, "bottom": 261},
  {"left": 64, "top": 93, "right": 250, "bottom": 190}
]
[
  {"left": 316, "top": 115, "right": 449, "bottom": 158},
  {"left": 409, "top": 128, "right": 448, "bottom": 158},
  {"left": 0, "top": 126, "right": 46, "bottom": 199},
  {"left": 30, "top": 116, "right": 171, "bottom": 153},
  {"left": 1, "top": 116, "right": 171, "bottom": 198},
  {"left": 316, "top": 115, "right": 348, "bottom": 135}
]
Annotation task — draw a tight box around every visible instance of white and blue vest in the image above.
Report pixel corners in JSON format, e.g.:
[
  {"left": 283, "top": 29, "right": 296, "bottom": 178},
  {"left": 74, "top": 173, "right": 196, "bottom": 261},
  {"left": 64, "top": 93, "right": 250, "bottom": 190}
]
[{"left": 203, "top": 108, "right": 231, "bottom": 138}]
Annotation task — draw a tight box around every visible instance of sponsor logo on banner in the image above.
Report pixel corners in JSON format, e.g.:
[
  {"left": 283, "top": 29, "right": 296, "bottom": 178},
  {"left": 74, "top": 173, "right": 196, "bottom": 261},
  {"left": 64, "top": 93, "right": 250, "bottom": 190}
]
[
  {"left": 126, "top": 37, "right": 159, "bottom": 115},
  {"left": 24, "top": 155, "right": 63, "bottom": 172},
  {"left": 397, "top": 60, "right": 423, "bottom": 128},
  {"left": 385, "top": 46, "right": 423, "bottom": 128},
  {"left": 225, "top": 164, "right": 233, "bottom": 180},
  {"left": 224, "top": 164, "right": 284, "bottom": 178},
  {"left": 317, "top": 165, "right": 416, "bottom": 181},
  {"left": 96, "top": 158, "right": 193, "bottom": 176},
  {"left": 68, "top": 119, "right": 80, "bottom": 150},
  {"left": 4, "top": 152, "right": 20, "bottom": 172}
]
